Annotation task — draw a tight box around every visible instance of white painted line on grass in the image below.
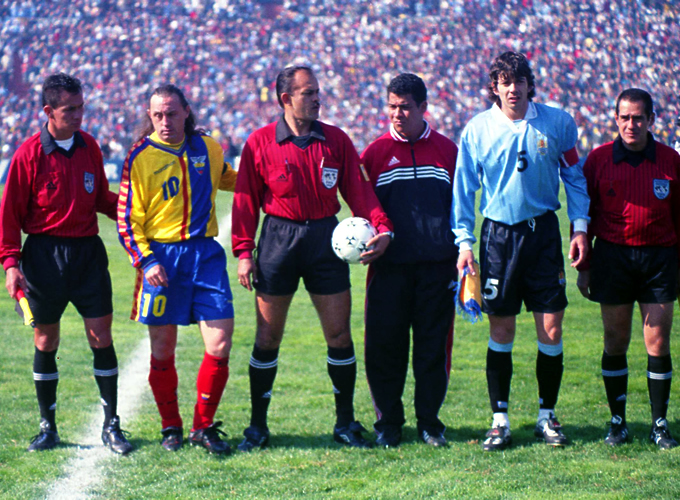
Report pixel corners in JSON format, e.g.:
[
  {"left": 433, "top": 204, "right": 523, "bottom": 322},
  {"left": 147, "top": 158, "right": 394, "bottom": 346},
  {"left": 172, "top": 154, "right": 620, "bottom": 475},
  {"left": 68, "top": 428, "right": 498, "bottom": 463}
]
[{"left": 46, "top": 337, "right": 150, "bottom": 500}]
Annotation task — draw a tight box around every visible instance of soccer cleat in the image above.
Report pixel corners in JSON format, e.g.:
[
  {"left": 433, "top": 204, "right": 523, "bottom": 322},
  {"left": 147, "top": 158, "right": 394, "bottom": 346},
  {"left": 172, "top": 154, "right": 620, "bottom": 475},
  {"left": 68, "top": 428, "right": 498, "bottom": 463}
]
[
  {"left": 27, "top": 419, "right": 60, "bottom": 452},
  {"left": 333, "top": 421, "right": 372, "bottom": 448},
  {"left": 102, "top": 415, "right": 133, "bottom": 455},
  {"left": 160, "top": 426, "right": 183, "bottom": 452},
  {"left": 482, "top": 425, "right": 512, "bottom": 451},
  {"left": 189, "top": 421, "right": 231, "bottom": 455},
  {"left": 420, "top": 429, "right": 447, "bottom": 447},
  {"left": 237, "top": 425, "right": 270, "bottom": 452},
  {"left": 375, "top": 426, "right": 402, "bottom": 448},
  {"left": 534, "top": 415, "right": 568, "bottom": 447},
  {"left": 604, "top": 415, "right": 629, "bottom": 447},
  {"left": 650, "top": 418, "right": 678, "bottom": 450}
]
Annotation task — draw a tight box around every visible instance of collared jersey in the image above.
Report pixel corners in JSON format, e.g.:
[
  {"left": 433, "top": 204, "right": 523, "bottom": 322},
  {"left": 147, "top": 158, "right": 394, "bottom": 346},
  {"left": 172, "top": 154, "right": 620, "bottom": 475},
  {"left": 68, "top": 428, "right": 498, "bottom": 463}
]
[
  {"left": 582, "top": 135, "right": 680, "bottom": 264},
  {"left": 453, "top": 102, "right": 590, "bottom": 246},
  {"left": 361, "top": 121, "right": 458, "bottom": 263},
  {"left": 118, "top": 132, "right": 236, "bottom": 270},
  {"left": 232, "top": 118, "right": 392, "bottom": 259},
  {"left": 0, "top": 125, "right": 117, "bottom": 270}
]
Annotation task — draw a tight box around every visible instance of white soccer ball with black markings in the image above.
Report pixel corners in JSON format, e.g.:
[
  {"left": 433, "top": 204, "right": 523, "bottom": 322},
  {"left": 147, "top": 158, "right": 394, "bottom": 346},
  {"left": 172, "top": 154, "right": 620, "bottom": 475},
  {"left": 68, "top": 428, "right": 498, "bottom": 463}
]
[{"left": 331, "top": 217, "right": 378, "bottom": 264}]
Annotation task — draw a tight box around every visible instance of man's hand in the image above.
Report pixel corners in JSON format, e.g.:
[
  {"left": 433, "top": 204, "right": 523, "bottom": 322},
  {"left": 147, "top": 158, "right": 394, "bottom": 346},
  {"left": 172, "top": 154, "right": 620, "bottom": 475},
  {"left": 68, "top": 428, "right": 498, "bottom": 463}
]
[
  {"left": 145, "top": 263, "right": 169, "bottom": 287},
  {"left": 577, "top": 270, "right": 590, "bottom": 299},
  {"left": 237, "top": 257, "right": 257, "bottom": 291},
  {"left": 457, "top": 249, "right": 476, "bottom": 277},
  {"left": 5, "top": 266, "right": 27, "bottom": 300},
  {"left": 568, "top": 231, "right": 588, "bottom": 268},
  {"left": 360, "top": 233, "right": 391, "bottom": 265}
]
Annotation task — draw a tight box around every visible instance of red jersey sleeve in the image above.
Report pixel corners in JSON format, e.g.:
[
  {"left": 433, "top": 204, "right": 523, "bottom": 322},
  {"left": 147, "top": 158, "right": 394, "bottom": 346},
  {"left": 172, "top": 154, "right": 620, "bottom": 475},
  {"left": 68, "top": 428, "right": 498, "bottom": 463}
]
[
  {"left": 232, "top": 137, "right": 265, "bottom": 259},
  {"left": 338, "top": 133, "right": 392, "bottom": 233},
  {"left": 0, "top": 145, "right": 34, "bottom": 270},
  {"left": 90, "top": 139, "right": 118, "bottom": 220}
]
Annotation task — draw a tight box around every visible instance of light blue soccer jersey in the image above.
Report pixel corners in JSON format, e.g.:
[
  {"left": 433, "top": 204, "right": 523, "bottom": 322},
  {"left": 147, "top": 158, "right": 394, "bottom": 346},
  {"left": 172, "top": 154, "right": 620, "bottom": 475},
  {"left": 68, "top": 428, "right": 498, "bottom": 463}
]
[{"left": 453, "top": 102, "right": 590, "bottom": 247}]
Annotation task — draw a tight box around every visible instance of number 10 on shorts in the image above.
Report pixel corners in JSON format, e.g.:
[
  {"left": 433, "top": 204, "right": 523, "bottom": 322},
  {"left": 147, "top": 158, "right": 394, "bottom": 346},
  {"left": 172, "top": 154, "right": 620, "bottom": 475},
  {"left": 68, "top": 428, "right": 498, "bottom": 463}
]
[{"left": 141, "top": 293, "right": 167, "bottom": 318}]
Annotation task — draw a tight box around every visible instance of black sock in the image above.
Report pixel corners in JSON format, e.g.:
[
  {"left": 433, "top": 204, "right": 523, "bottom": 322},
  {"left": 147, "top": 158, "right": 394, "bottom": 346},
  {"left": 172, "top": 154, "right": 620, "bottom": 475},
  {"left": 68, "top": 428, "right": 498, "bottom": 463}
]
[
  {"left": 602, "top": 351, "right": 628, "bottom": 422},
  {"left": 92, "top": 344, "right": 119, "bottom": 426},
  {"left": 33, "top": 347, "right": 59, "bottom": 430},
  {"left": 327, "top": 344, "right": 356, "bottom": 428},
  {"left": 486, "top": 348, "right": 512, "bottom": 414},
  {"left": 648, "top": 354, "right": 672, "bottom": 423},
  {"left": 537, "top": 350, "right": 563, "bottom": 410},
  {"left": 248, "top": 345, "right": 278, "bottom": 429}
]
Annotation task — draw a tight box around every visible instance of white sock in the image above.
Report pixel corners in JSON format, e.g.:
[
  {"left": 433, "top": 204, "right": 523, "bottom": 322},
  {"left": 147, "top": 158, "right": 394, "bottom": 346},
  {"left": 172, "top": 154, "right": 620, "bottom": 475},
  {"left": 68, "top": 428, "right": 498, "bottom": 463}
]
[
  {"left": 538, "top": 408, "right": 554, "bottom": 424},
  {"left": 492, "top": 412, "right": 510, "bottom": 429}
]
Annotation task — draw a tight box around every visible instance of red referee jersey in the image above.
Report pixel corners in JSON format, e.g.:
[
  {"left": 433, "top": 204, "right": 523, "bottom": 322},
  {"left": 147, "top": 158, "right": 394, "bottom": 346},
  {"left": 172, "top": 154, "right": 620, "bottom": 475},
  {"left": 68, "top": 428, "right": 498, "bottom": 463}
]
[
  {"left": 0, "top": 126, "right": 118, "bottom": 270},
  {"left": 232, "top": 117, "right": 392, "bottom": 259},
  {"left": 582, "top": 134, "right": 680, "bottom": 266}
]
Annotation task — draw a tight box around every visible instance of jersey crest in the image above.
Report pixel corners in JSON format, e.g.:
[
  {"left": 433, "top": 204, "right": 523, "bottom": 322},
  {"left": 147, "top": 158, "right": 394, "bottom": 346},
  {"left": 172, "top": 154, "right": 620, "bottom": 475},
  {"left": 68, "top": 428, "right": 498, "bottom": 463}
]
[
  {"left": 536, "top": 131, "right": 548, "bottom": 156},
  {"left": 84, "top": 172, "right": 95, "bottom": 194},
  {"left": 190, "top": 156, "right": 206, "bottom": 175},
  {"left": 322, "top": 167, "right": 338, "bottom": 189},
  {"left": 653, "top": 179, "right": 669, "bottom": 200}
]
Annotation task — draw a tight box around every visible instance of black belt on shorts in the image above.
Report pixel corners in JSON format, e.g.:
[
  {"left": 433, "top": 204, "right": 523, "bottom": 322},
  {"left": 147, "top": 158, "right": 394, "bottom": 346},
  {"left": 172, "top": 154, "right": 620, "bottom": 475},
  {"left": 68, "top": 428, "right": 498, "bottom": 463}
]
[{"left": 266, "top": 214, "right": 337, "bottom": 226}]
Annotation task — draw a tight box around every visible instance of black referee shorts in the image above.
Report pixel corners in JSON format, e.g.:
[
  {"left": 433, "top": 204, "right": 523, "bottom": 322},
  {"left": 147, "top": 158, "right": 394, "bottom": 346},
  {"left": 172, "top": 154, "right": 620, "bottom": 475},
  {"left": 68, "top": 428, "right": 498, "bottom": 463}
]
[
  {"left": 480, "top": 211, "right": 567, "bottom": 316},
  {"left": 21, "top": 234, "right": 113, "bottom": 324},
  {"left": 589, "top": 238, "right": 678, "bottom": 305},
  {"left": 254, "top": 215, "right": 350, "bottom": 296}
]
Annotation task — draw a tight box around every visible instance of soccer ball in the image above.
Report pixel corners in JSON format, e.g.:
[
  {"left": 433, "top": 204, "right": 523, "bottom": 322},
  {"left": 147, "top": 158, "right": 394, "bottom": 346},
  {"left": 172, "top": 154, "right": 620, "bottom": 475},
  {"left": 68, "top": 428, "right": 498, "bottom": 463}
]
[{"left": 331, "top": 217, "right": 378, "bottom": 264}]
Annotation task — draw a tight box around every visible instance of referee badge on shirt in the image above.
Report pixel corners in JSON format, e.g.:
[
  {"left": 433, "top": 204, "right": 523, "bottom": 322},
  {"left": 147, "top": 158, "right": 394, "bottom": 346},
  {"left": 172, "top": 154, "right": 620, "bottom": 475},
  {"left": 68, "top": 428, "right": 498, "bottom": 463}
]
[
  {"left": 84, "top": 172, "right": 95, "bottom": 194},
  {"left": 653, "top": 179, "right": 670, "bottom": 200},
  {"left": 190, "top": 156, "right": 206, "bottom": 175},
  {"left": 322, "top": 167, "right": 339, "bottom": 189}
]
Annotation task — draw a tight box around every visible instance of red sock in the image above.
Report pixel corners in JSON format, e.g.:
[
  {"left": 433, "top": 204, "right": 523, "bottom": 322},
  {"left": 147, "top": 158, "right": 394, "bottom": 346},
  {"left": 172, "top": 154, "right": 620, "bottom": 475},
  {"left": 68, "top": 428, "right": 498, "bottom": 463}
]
[
  {"left": 148, "top": 355, "right": 182, "bottom": 429},
  {"left": 192, "top": 352, "right": 230, "bottom": 431}
]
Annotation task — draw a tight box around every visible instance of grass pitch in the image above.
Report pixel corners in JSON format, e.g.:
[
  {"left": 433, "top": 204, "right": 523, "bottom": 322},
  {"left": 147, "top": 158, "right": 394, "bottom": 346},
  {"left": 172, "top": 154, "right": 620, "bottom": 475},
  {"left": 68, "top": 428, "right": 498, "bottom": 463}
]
[{"left": 0, "top": 188, "right": 678, "bottom": 499}]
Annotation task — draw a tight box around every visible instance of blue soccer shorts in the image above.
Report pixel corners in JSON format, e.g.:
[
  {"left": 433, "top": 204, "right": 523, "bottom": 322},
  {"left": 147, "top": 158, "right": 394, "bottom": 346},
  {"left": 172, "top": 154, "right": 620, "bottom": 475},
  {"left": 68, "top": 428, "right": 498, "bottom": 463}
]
[{"left": 131, "top": 237, "right": 234, "bottom": 325}]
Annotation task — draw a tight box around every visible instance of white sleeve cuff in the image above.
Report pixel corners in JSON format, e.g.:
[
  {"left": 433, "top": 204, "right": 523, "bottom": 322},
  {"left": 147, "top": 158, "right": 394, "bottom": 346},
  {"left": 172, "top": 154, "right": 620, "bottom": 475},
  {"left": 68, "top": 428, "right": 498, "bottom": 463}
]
[
  {"left": 458, "top": 240, "right": 474, "bottom": 252},
  {"left": 573, "top": 218, "right": 588, "bottom": 233}
]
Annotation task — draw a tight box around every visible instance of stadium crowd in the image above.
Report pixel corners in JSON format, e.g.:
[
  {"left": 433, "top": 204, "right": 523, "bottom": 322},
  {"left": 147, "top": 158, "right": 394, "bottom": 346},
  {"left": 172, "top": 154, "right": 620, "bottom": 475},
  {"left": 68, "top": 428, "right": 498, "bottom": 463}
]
[{"left": 1, "top": 0, "right": 679, "bottom": 165}]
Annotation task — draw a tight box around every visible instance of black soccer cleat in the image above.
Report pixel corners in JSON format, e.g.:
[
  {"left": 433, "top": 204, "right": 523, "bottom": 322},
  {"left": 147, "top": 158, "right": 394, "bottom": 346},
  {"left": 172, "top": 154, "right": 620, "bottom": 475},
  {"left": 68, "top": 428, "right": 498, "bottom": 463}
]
[
  {"left": 27, "top": 419, "right": 60, "bottom": 452},
  {"left": 420, "top": 429, "right": 447, "bottom": 447},
  {"left": 534, "top": 415, "right": 568, "bottom": 447},
  {"left": 333, "top": 421, "right": 372, "bottom": 448},
  {"left": 650, "top": 418, "right": 678, "bottom": 450},
  {"left": 189, "top": 421, "right": 231, "bottom": 455},
  {"left": 160, "top": 426, "right": 183, "bottom": 452},
  {"left": 482, "top": 425, "right": 512, "bottom": 451},
  {"left": 102, "top": 415, "right": 133, "bottom": 455},
  {"left": 375, "top": 426, "right": 402, "bottom": 448},
  {"left": 237, "top": 425, "right": 270, "bottom": 452},
  {"left": 604, "top": 415, "right": 629, "bottom": 447}
]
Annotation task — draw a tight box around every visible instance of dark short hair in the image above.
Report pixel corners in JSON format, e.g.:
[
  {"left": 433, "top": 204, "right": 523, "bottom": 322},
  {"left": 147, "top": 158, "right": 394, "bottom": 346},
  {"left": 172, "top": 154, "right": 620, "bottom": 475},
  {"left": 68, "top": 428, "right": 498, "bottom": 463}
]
[
  {"left": 276, "top": 65, "right": 313, "bottom": 108},
  {"left": 487, "top": 51, "right": 536, "bottom": 104},
  {"left": 42, "top": 73, "right": 82, "bottom": 108},
  {"left": 387, "top": 73, "right": 427, "bottom": 106},
  {"left": 615, "top": 88, "right": 654, "bottom": 118},
  {"left": 137, "top": 84, "right": 203, "bottom": 142}
]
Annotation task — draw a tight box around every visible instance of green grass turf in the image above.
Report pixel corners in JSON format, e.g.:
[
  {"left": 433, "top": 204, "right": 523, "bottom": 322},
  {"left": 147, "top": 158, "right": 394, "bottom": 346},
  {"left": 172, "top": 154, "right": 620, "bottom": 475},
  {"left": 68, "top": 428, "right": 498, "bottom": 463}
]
[{"left": 0, "top": 187, "right": 679, "bottom": 499}]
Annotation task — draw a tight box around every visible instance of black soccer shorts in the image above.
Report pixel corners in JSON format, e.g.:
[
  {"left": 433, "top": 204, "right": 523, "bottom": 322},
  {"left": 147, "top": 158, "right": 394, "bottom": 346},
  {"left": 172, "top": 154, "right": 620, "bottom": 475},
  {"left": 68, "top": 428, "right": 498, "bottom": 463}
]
[
  {"left": 254, "top": 215, "right": 350, "bottom": 296},
  {"left": 479, "top": 211, "right": 568, "bottom": 316},
  {"left": 21, "top": 234, "right": 114, "bottom": 324},
  {"left": 589, "top": 238, "right": 678, "bottom": 304}
]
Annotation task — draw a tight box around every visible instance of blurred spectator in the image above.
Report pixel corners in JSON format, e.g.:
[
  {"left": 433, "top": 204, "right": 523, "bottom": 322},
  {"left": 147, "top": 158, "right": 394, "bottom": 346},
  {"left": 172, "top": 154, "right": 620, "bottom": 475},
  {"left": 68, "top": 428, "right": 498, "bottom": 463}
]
[{"left": 0, "top": 0, "right": 678, "bottom": 165}]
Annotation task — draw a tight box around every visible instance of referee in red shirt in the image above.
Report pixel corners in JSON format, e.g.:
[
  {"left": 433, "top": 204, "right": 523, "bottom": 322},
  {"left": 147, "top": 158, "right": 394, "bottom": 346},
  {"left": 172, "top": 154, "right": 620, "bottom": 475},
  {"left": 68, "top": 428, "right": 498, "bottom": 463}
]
[
  {"left": 232, "top": 66, "right": 393, "bottom": 451},
  {"left": 578, "top": 88, "right": 680, "bottom": 449},
  {"left": 0, "top": 73, "right": 131, "bottom": 454}
]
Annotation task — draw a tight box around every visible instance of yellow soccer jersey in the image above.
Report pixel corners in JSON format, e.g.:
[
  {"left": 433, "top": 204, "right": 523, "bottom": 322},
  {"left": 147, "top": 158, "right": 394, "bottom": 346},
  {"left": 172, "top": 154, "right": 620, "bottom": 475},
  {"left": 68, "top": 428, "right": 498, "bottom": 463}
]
[{"left": 117, "top": 132, "right": 236, "bottom": 269}]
